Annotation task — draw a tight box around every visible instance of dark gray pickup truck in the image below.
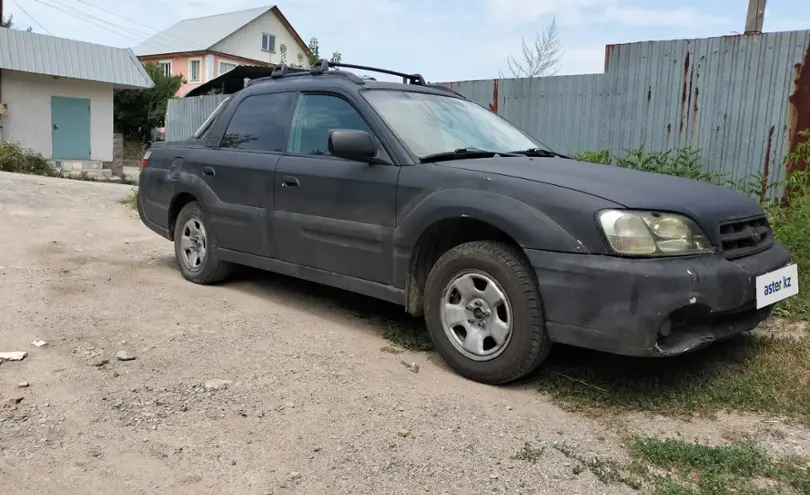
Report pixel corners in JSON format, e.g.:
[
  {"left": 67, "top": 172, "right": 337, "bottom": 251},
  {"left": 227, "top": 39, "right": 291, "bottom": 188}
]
[{"left": 138, "top": 60, "right": 797, "bottom": 384}]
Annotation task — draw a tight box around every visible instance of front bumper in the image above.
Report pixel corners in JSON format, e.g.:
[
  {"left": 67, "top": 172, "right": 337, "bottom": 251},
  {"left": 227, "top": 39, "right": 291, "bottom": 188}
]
[{"left": 526, "top": 243, "right": 791, "bottom": 357}]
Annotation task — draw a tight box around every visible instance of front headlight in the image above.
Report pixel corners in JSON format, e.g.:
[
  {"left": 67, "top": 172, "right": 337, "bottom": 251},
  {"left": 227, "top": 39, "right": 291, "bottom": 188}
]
[{"left": 596, "top": 210, "right": 712, "bottom": 256}]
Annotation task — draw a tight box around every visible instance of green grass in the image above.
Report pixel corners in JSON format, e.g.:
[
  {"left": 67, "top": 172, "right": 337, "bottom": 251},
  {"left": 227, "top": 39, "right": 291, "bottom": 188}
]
[
  {"left": 120, "top": 188, "right": 138, "bottom": 209},
  {"left": 551, "top": 442, "right": 644, "bottom": 488},
  {"left": 329, "top": 290, "right": 433, "bottom": 352},
  {"left": 540, "top": 436, "right": 809, "bottom": 493},
  {"left": 537, "top": 334, "right": 810, "bottom": 424},
  {"left": 766, "top": 178, "right": 810, "bottom": 321},
  {"left": 512, "top": 442, "right": 546, "bottom": 463},
  {"left": 630, "top": 436, "right": 810, "bottom": 494},
  {"left": 378, "top": 319, "right": 434, "bottom": 352}
]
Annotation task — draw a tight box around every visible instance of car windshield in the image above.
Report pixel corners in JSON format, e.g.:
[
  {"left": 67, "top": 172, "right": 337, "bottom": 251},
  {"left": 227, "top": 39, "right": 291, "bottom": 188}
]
[{"left": 362, "top": 90, "right": 544, "bottom": 158}]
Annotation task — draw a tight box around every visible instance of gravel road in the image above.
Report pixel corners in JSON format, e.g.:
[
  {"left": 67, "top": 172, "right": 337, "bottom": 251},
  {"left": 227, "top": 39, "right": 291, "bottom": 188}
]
[{"left": 0, "top": 172, "right": 640, "bottom": 494}]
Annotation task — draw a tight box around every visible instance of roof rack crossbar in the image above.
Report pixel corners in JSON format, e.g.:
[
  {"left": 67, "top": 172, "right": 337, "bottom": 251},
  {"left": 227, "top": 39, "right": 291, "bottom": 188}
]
[
  {"left": 252, "top": 60, "right": 437, "bottom": 89},
  {"left": 270, "top": 63, "right": 309, "bottom": 79},
  {"left": 305, "top": 59, "right": 426, "bottom": 85},
  {"left": 310, "top": 58, "right": 330, "bottom": 75},
  {"left": 331, "top": 62, "right": 426, "bottom": 85}
]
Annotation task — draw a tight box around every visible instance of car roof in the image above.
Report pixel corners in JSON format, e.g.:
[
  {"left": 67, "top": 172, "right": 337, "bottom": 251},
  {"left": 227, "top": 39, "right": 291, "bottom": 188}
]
[{"left": 241, "top": 59, "right": 466, "bottom": 99}]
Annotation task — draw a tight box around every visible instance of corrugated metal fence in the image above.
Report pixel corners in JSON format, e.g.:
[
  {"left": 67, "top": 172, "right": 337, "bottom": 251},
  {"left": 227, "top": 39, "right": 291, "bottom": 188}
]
[
  {"left": 164, "top": 31, "right": 810, "bottom": 197},
  {"left": 444, "top": 30, "right": 810, "bottom": 195},
  {"left": 165, "top": 95, "right": 229, "bottom": 142}
]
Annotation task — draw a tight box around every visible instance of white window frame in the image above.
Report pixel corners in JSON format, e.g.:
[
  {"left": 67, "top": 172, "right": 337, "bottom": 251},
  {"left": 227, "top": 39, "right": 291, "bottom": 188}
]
[
  {"left": 158, "top": 60, "right": 172, "bottom": 77},
  {"left": 188, "top": 57, "right": 202, "bottom": 83},
  {"left": 218, "top": 60, "right": 239, "bottom": 75},
  {"left": 261, "top": 32, "right": 276, "bottom": 53}
]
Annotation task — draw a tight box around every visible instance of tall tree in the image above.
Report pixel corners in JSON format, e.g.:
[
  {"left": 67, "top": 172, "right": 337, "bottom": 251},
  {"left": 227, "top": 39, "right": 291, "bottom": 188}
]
[
  {"left": 306, "top": 37, "right": 343, "bottom": 66},
  {"left": 113, "top": 62, "right": 183, "bottom": 141},
  {"left": 503, "top": 17, "right": 562, "bottom": 78},
  {"left": 2, "top": 14, "right": 32, "bottom": 31}
]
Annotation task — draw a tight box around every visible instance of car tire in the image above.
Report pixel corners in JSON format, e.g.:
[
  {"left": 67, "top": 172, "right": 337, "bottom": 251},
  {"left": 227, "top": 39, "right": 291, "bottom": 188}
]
[
  {"left": 423, "top": 241, "right": 551, "bottom": 384},
  {"left": 173, "top": 201, "right": 231, "bottom": 284}
]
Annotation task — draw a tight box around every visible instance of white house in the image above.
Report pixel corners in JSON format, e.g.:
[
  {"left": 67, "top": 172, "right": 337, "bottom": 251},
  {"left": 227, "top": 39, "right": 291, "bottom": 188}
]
[
  {"left": 0, "top": 28, "right": 153, "bottom": 168},
  {"left": 133, "top": 5, "right": 311, "bottom": 96}
]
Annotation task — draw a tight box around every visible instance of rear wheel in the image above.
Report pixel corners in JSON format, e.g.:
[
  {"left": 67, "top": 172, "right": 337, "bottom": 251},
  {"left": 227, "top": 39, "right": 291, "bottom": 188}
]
[
  {"left": 423, "top": 241, "right": 551, "bottom": 384},
  {"left": 173, "top": 202, "right": 231, "bottom": 284}
]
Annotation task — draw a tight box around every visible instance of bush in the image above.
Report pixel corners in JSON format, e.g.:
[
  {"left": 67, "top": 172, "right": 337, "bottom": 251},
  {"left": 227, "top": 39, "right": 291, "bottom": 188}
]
[
  {"left": 575, "top": 146, "right": 719, "bottom": 182},
  {"left": 575, "top": 137, "right": 810, "bottom": 320},
  {"left": 0, "top": 142, "right": 55, "bottom": 176}
]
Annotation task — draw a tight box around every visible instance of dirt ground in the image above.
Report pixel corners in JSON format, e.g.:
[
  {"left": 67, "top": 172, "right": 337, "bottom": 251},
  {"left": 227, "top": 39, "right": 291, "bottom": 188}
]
[{"left": 0, "top": 172, "right": 806, "bottom": 494}]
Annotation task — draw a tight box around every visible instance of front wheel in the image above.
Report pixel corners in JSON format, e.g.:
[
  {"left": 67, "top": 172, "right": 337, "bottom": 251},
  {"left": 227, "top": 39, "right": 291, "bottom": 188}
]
[
  {"left": 173, "top": 201, "right": 231, "bottom": 284},
  {"left": 423, "top": 241, "right": 551, "bottom": 384}
]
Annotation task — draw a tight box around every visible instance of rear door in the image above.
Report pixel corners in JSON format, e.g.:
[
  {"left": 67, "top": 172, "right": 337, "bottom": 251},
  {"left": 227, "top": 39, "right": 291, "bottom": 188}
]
[
  {"left": 199, "top": 91, "right": 296, "bottom": 257},
  {"left": 274, "top": 92, "right": 399, "bottom": 284}
]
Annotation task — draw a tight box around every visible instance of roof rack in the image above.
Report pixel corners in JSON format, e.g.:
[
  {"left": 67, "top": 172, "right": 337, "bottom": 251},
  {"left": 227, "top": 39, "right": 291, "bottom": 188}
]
[
  {"left": 269, "top": 64, "right": 309, "bottom": 79},
  {"left": 303, "top": 58, "right": 426, "bottom": 85},
  {"left": 252, "top": 60, "right": 452, "bottom": 93}
]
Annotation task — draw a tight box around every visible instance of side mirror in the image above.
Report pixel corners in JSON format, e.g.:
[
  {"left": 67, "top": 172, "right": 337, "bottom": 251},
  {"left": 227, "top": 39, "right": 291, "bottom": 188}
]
[{"left": 328, "top": 129, "right": 377, "bottom": 162}]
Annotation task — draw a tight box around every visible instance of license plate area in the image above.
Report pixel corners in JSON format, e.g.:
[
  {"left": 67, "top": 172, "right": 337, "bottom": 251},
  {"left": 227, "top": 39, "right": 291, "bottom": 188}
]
[{"left": 755, "top": 263, "right": 799, "bottom": 309}]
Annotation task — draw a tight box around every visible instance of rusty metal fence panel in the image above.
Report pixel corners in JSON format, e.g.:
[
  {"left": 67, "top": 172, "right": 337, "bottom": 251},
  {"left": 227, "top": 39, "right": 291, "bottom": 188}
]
[
  {"left": 444, "top": 30, "right": 810, "bottom": 199},
  {"left": 165, "top": 95, "right": 229, "bottom": 142}
]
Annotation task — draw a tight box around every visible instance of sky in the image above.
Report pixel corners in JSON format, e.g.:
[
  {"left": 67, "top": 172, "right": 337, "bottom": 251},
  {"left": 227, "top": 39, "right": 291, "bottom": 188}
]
[{"left": 3, "top": 0, "right": 809, "bottom": 82}]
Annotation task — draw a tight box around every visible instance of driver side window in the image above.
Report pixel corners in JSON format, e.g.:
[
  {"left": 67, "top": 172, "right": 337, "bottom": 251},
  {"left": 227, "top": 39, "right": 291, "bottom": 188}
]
[{"left": 287, "top": 94, "right": 370, "bottom": 156}]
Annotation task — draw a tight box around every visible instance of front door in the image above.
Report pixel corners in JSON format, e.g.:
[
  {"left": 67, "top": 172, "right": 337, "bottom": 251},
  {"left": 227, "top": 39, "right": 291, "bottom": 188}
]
[
  {"left": 51, "top": 96, "right": 91, "bottom": 160},
  {"left": 274, "top": 93, "right": 399, "bottom": 285}
]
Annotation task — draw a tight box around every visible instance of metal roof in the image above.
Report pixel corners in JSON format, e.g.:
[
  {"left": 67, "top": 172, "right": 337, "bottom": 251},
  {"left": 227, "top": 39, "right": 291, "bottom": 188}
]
[
  {"left": 0, "top": 28, "right": 154, "bottom": 89},
  {"left": 183, "top": 64, "right": 275, "bottom": 97},
  {"left": 133, "top": 6, "right": 273, "bottom": 57}
]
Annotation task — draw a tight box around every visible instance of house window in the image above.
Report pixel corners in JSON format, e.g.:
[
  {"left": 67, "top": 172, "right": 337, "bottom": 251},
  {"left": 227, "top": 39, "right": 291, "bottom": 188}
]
[
  {"left": 189, "top": 59, "right": 201, "bottom": 83},
  {"left": 219, "top": 61, "right": 238, "bottom": 74},
  {"left": 261, "top": 33, "right": 276, "bottom": 52},
  {"left": 158, "top": 61, "right": 172, "bottom": 77}
]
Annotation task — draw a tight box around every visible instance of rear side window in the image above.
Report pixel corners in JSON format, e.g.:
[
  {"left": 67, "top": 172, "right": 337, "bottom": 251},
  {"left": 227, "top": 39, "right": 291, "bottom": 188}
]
[{"left": 219, "top": 92, "right": 295, "bottom": 152}]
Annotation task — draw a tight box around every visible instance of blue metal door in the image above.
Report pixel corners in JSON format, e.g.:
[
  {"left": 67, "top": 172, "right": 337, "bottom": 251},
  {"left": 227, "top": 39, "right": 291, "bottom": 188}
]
[{"left": 51, "top": 96, "right": 91, "bottom": 160}]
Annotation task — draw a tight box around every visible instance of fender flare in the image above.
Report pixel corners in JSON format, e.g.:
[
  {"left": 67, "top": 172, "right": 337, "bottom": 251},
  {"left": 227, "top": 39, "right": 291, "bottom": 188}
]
[
  {"left": 394, "top": 189, "right": 587, "bottom": 254},
  {"left": 166, "top": 172, "right": 220, "bottom": 233},
  {"left": 394, "top": 189, "right": 588, "bottom": 315}
]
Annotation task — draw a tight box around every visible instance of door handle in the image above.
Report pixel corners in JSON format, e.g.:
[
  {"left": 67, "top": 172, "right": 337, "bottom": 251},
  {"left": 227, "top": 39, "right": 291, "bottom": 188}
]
[
  {"left": 202, "top": 166, "right": 215, "bottom": 177},
  {"left": 281, "top": 175, "right": 299, "bottom": 188}
]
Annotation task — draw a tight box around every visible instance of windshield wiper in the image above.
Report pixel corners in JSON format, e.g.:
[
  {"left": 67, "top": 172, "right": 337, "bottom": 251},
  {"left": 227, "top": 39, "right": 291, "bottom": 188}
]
[
  {"left": 419, "top": 148, "right": 517, "bottom": 163},
  {"left": 509, "top": 148, "right": 570, "bottom": 159}
]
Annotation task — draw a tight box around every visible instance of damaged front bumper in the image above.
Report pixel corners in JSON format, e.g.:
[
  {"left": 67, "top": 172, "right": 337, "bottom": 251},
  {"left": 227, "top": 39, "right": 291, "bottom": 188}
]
[{"left": 526, "top": 242, "right": 791, "bottom": 357}]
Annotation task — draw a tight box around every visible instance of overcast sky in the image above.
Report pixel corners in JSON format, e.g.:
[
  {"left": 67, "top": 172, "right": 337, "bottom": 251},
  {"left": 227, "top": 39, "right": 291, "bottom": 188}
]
[{"left": 3, "top": 0, "right": 808, "bottom": 82}]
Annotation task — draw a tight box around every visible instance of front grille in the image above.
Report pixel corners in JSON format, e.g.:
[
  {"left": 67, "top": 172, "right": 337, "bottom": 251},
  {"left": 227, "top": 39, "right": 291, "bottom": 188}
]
[{"left": 718, "top": 215, "right": 773, "bottom": 259}]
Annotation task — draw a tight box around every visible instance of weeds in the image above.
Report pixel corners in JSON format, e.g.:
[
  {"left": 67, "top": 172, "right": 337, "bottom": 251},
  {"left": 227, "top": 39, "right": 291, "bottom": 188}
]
[
  {"left": 512, "top": 442, "right": 545, "bottom": 463},
  {"left": 537, "top": 334, "right": 810, "bottom": 423},
  {"left": 120, "top": 188, "right": 138, "bottom": 209},
  {"left": 379, "top": 319, "right": 433, "bottom": 352},
  {"left": 575, "top": 146, "right": 718, "bottom": 182},
  {"left": 630, "top": 436, "right": 810, "bottom": 494},
  {"left": 537, "top": 436, "right": 809, "bottom": 493},
  {"left": 0, "top": 142, "right": 56, "bottom": 176},
  {"left": 551, "top": 441, "right": 643, "bottom": 488},
  {"left": 123, "top": 139, "right": 148, "bottom": 161}
]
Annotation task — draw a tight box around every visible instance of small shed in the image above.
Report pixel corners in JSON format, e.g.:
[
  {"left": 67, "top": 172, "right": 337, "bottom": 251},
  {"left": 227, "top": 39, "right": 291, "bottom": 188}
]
[{"left": 0, "top": 28, "right": 153, "bottom": 167}]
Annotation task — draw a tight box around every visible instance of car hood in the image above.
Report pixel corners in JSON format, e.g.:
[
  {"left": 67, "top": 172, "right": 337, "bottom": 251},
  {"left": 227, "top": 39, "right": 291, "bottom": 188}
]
[{"left": 439, "top": 156, "right": 765, "bottom": 230}]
